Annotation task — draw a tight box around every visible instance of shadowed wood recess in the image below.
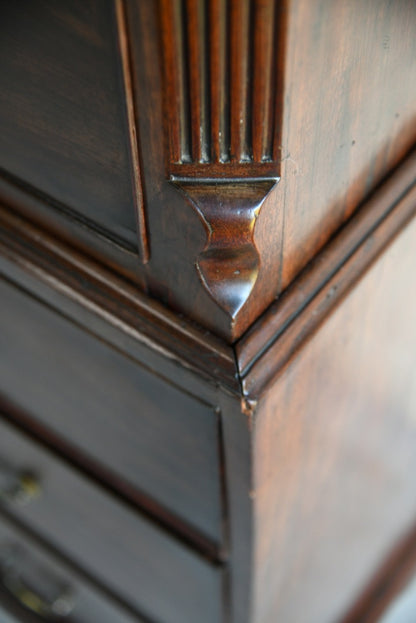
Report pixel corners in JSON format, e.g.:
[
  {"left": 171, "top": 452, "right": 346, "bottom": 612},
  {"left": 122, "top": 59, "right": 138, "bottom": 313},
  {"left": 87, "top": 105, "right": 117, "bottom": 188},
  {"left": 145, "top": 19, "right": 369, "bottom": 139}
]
[
  {"left": 115, "top": 0, "right": 149, "bottom": 263},
  {"left": 160, "top": 0, "right": 282, "bottom": 178},
  {"left": 0, "top": 0, "right": 149, "bottom": 269}
]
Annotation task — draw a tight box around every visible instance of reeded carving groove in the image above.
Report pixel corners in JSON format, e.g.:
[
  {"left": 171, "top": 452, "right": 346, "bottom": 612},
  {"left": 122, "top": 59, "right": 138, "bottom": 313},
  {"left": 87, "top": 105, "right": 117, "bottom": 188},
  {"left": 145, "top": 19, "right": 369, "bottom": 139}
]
[
  {"left": 174, "top": 180, "right": 277, "bottom": 319},
  {"left": 161, "top": 0, "right": 282, "bottom": 327},
  {"left": 161, "top": 0, "right": 280, "bottom": 172}
]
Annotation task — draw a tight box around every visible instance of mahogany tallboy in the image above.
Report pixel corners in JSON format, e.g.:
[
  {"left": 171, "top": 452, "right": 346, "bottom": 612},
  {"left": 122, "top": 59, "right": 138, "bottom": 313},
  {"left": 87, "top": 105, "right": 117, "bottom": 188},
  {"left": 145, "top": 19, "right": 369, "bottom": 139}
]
[{"left": 0, "top": 2, "right": 415, "bottom": 622}]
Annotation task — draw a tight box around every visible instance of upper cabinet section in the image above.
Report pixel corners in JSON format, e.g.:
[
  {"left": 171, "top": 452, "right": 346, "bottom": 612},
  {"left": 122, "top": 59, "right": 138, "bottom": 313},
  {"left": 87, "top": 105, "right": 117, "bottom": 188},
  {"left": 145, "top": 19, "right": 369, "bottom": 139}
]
[
  {"left": 0, "top": 0, "right": 415, "bottom": 341},
  {"left": 124, "top": 0, "right": 416, "bottom": 341}
]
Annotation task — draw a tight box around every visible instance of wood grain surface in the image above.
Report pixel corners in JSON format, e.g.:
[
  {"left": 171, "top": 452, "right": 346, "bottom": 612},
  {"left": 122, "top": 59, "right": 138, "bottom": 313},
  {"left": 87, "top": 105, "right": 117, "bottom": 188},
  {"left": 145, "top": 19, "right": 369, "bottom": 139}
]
[
  {"left": 0, "top": 202, "right": 238, "bottom": 395},
  {"left": 128, "top": 0, "right": 416, "bottom": 339},
  {"left": 0, "top": 4, "right": 415, "bottom": 620},
  {"left": 237, "top": 149, "right": 416, "bottom": 395},
  {"left": 252, "top": 213, "right": 416, "bottom": 623},
  {"left": 278, "top": 0, "right": 416, "bottom": 291},
  {"left": 0, "top": 127, "right": 414, "bottom": 623},
  {"left": 127, "top": 0, "right": 285, "bottom": 340}
]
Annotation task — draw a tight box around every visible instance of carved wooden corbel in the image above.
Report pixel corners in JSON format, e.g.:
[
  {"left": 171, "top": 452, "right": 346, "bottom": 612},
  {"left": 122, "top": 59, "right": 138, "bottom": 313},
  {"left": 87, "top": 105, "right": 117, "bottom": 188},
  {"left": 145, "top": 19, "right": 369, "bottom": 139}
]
[
  {"left": 173, "top": 179, "right": 277, "bottom": 320},
  {"left": 159, "top": 0, "right": 282, "bottom": 334},
  {"left": 125, "top": 0, "right": 284, "bottom": 340}
]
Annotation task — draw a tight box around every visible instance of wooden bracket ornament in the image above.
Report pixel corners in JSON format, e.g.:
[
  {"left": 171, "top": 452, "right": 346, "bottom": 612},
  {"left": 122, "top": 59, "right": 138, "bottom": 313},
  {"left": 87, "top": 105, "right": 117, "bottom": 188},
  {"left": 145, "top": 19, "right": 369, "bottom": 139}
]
[
  {"left": 158, "top": 0, "right": 282, "bottom": 337},
  {"left": 172, "top": 179, "right": 278, "bottom": 321},
  {"left": 124, "top": 0, "right": 284, "bottom": 340}
]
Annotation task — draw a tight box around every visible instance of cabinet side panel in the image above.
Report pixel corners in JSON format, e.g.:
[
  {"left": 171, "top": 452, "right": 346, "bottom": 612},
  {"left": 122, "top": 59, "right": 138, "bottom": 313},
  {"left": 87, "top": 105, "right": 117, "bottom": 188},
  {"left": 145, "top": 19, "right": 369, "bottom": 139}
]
[
  {"left": 253, "top": 216, "right": 416, "bottom": 623},
  {"left": 280, "top": 0, "right": 416, "bottom": 289}
]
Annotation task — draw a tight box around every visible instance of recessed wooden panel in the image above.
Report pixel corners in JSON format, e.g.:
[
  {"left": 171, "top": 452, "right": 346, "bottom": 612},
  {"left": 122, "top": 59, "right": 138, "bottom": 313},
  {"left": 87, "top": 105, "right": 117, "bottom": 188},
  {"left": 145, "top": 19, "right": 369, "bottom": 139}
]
[
  {"left": 0, "top": 277, "right": 223, "bottom": 548},
  {"left": 253, "top": 215, "right": 416, "bottom": 623},
  {"left": 0, "top": 0, "right": 141, "bottom": 252}
]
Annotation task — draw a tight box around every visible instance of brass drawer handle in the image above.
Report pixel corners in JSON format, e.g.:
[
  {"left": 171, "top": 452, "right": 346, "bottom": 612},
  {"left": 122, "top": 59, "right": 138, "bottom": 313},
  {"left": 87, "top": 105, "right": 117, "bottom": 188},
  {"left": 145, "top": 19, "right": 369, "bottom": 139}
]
[
  {"left": 0, "top": 462, "right": 41, "bottom": 506},
  {"left": 0, "top": 545, "right": 75, "bottom": 620}
]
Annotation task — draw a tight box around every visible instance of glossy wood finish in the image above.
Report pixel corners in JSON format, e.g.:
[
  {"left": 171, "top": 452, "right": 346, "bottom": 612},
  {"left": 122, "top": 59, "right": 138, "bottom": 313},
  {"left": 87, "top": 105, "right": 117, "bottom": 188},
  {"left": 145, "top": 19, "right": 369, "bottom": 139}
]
[
  {"left": 237, "top": 149, "right": 416, "bottom": 395},
  {"left": 0, "top": 277, "right": 223, "bottom": 550},
  {"left": 252, "top": 213, "right": 416, "bottom": 623},
  {"left": 0, "top": 202, "right": 238, "bottom": 395},
  {"left": 115, "top": 0, "right": 148, "bottom": 262},
  {"left": 0, "top": 3, "right": 415, "bottom": 621},
  {"left": 160, "top": 0, "right": 281, "bottom": 173},
  {"left": 126, "top": 0, "right": 285, "bottom": 340},
  {"left": 0, "top": 141, "right": 415, "bottom": 623},
  {"left": 173, "top": 179, "right": 277, "bottom": 322},
  {"left": 0, "top": 416, "right": 223, "bottom": 623}
]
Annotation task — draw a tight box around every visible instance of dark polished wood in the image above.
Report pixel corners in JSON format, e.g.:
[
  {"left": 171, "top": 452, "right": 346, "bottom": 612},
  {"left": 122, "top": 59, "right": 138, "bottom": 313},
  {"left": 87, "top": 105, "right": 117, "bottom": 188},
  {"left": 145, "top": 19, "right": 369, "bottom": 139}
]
[
  {"left": 237, "top": 149, "right": 416, "bottom": 395},
  {"left": 251, "top": 213, "right": 416, "bottom": 623},
  {"left": 127, "top": 0, "right": 416, "bottom": 340},
  {"left": 0, "top": 202, "right": 238, "bottom": 394},
  {"left": 0, "top": 0, "right": 415, "bottom": 341},
  {"left": 0, "top": 276, "right": 223, "bottom": 550},
  {"left": 278, "top": 0, "right": 416, "bottom": 292},
  {"left": 127, "top": 0, "right": 285, "bottom": 340},
  {"left": 0, "top": 2, "right": 415, "bottom": 622},
  {"left": 0, "top": 148, "right": 414, "bottom": 622}
]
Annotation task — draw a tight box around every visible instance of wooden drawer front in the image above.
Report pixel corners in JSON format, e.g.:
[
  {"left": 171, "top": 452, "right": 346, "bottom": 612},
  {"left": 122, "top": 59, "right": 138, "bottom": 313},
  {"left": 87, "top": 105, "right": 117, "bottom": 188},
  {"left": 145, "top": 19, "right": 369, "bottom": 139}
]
[
  {"left": 0, "top": 277, "right": 222, "bottom": 546},
  {"left": 0, "top": 416, "right": 223, "bottom": 623},
  {"left": 0, "top": 511, "right": 141, "bottom": 623}
]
